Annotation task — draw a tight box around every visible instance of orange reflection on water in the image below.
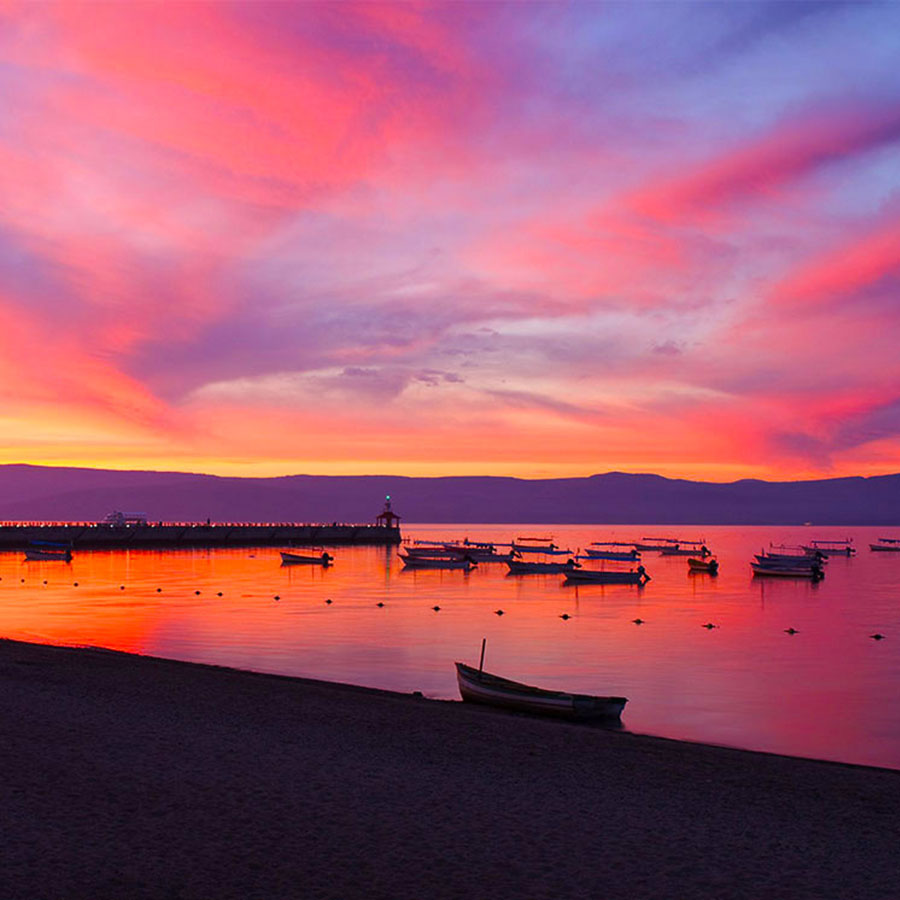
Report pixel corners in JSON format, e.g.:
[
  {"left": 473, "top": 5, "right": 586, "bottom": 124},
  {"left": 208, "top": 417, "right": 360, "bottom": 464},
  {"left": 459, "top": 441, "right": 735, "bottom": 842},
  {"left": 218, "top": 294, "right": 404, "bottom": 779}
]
[{"left": 1, "top": 527, "right": 899, "bottom": 769}]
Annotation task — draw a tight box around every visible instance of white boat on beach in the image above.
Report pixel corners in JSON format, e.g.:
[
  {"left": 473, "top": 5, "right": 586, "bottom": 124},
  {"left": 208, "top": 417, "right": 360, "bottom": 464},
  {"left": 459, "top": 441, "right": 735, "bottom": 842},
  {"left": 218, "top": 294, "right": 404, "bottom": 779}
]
[
  {"left": 455, "top": 662, "right": 627, "bottom": 720},
  {"left": 280, "top": 550, "right": 334, "bottom": 566}
]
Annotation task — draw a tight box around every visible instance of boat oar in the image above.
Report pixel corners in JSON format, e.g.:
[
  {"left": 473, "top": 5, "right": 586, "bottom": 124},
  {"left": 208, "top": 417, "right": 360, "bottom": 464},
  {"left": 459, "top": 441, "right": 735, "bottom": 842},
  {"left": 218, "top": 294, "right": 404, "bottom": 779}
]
[{"left": 479, "top": 637, "right": 486, "bottom": 679}]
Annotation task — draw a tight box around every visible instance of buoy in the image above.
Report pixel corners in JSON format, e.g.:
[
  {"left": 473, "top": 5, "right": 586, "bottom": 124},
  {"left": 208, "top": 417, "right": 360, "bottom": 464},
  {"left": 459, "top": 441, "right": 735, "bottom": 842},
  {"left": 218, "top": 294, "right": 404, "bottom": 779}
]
[
  {"left": 194, "top": 590, "right": 201, "bottom": 595},
  {"left": 120, "top": 585, "right": 125, "bottom": 590},
  {"left": 217, "top": 592, "right": 223, "bottom": 597},
  {"left": 376, "top": 602, "right": 385, "bottom": 607},
  {"left": 785, "top": 627, "right": 798, "bottom": 635},
  {"left": 560, "top": 613, "right": 571, "bottom": 620},
  {"left": 702, "top": 622, "right": 716, "bottom": 629},
  {"left": 274, "top": 595, "right": 281, "bottom": 601},
  {"left": 432, "top": 605, "right": 441, "bottom": 612},
  {"left": 73, "top": 582, "right": 78, "bottom": 587},
  {"left": 633, "top": 618, "right": 644, "bottom": 625},
  {"left": 156, "top": 588, "right": 162, "bottom": 592},
  {"left": 325, "top": 598, "right": 332, "bottom": 604},
  {"left": 495, "top": 609, "right": 504, "bottom": 616},
  {"left": 43, "top": 580, "right": 47, "bottom": 585},
  {"left": 871, "top": 633, "right": 886, "bottom": 640}
]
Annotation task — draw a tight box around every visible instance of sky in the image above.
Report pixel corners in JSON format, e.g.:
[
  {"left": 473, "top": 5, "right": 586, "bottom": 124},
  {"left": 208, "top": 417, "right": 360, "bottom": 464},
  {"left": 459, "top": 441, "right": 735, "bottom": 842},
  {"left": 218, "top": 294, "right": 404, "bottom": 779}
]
[{"left": 1, "top": 1, "right": 899, "bottom": 482}]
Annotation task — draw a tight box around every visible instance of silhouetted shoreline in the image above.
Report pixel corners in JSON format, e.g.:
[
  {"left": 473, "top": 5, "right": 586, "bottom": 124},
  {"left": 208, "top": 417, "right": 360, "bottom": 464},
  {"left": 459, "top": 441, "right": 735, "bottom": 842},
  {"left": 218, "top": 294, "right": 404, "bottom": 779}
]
[{"left": 1, "top": 638, "right": 898, "bottom": 900}]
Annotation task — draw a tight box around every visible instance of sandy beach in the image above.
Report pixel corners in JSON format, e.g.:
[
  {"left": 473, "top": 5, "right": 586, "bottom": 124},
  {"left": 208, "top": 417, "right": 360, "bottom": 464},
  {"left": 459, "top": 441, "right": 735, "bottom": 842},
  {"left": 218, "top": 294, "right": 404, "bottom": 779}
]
[{"left": 1, "top": 638, "right": 898, "bottom": 900}]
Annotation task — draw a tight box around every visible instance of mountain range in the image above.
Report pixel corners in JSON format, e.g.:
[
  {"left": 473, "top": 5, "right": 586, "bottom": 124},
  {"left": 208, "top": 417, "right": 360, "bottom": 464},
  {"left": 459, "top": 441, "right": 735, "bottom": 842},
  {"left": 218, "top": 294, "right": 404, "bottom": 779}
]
[{"left": 0, "top": 465, "right": 897, "bottom": 525}]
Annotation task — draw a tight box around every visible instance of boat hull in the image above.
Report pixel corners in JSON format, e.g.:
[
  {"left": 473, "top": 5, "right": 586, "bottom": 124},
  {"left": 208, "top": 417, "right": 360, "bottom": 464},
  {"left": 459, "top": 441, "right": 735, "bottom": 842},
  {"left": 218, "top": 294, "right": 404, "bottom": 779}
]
[
  {"left": 687, "top": 558, "right": 718, "bottom": 574},
  {"left": 565, "top": 568, "right": 648, "bottom": 585},
  {"left": 400, "top": 555, "right": 474, "bottom": 570},
  {"left": 24, "top": 550, "right": 71, "bottom": 562},
  {"left": 870, "top": 544, "right": 900, "bottom": 552},
  {"left": 280, "top": 551, "right": 333, "bottom": 566},
  {"left": 583, "top": 549, "right": 640, "bottom": 561},
  {"left": 507, "top": 559, "right": 578, "bottom": 574},
  {"left": 751, "top": 563, "right": 823, "bottom": 579},
  {"left": 455, "top": 663, "right": 626, "bottom": 720}
]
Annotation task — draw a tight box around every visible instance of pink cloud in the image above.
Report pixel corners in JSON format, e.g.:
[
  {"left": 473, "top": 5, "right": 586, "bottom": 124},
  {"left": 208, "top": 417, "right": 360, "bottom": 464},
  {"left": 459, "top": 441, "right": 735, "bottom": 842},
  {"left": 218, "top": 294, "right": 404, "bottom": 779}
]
[{"left": 630, "top": 101, "right": 900, "bottom": 223}]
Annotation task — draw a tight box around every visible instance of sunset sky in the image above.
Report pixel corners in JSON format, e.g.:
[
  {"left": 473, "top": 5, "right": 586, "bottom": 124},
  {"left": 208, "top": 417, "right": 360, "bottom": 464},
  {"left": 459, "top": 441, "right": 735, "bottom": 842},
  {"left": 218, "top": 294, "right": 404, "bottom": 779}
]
[{"left": 1, "top": 1, "right": 899, "bottom": 481}]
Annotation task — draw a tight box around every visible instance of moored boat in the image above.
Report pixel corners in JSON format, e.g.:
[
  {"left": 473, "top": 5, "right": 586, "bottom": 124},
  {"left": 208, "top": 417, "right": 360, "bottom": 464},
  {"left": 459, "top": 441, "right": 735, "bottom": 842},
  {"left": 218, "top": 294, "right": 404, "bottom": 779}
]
[
  {"left": 455, "top": 662, "right": 627, "bottom": 720},
  {"left": 507, "top": 558, "right": 580, "bottom": 574},
  {"left": 564, "top": 565, "right": 650, "bottom": 585},
  {"left": 660, "top": 544, "right": 711, "bottom": 557},
  {"left": 24, "top": 541, "right": 72, "bottom": 562},
  {"left": 870, "top": 538, "right": 900, "bottom": 552},
  {"left": 583, "top": 547, "right": 641, "bottom": 561},
  {"left": 280, "top": 550, "right": 334, "bottom": 566},
  {"left": 754, "top": 552, "right": 823, "bottom": 569},
  {"left": 400, "top": 554, "right": 476, "bottom": 570},
  {"left": 688, "top": 557, "right": 718, "bottom": 574},
  {"left": 802, "top": 538, "right": 855, "bottom": 557},
  {"left": 750, "top": 561, "right": 824, "bottom": 580}
]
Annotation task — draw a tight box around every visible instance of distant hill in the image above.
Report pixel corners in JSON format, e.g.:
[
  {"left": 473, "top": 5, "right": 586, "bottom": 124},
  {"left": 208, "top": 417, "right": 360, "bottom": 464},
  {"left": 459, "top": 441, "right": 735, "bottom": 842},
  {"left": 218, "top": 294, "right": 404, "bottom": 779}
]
[{"left": 0, "top": 464, "right": 897, "bottom": 525}]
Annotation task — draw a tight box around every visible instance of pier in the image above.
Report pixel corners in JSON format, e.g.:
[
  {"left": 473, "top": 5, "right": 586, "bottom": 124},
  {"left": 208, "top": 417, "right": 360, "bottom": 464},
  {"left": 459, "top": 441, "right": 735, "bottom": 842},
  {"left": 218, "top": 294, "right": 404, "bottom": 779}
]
[{"left": 0, "top": 520, "right": 401, "bottom": 551}]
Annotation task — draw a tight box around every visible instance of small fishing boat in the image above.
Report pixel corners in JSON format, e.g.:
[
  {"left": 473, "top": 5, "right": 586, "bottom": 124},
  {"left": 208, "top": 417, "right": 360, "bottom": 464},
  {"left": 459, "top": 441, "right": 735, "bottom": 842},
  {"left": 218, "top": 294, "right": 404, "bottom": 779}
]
[
  {"left": 582, "top": 547, "right": 641, "bottom": 561},
  {"left": 280, "top": 550, "right": 334, "bottom": 566},
  {"left": 24, "top": 541, "right": 72, "bottom": 562},
  {"left": 870, "top": 538, "right": 900, "bottom": 552},
  {"left": 688, "top": 557, "right": 718, "bottom": 574},
  {"left": 455, "top": 662, "right": 627, "bottom": 720},
  {"left": 564, "top": 565, "right": 650, "bottom": 585},
  {"left": 801, "top": 538, "right": 855, "bottom": 557},
  {"left": 511, "top": 536, "right": 573, "bottom": 555},
  {"left": 507, "top": 558, "right": 580, "bottom": 574},
  {"left": 750, "top": 561, "right": 824, "bottom": 580},
  {"left": 631, "top": 536, "right": 680, "bottom": 552},
  {"left": 754, "top": 552, "right": 823, "bottom": 569},
  {"left": 399, "top": 554, "right": 476, "bottom": 570}
]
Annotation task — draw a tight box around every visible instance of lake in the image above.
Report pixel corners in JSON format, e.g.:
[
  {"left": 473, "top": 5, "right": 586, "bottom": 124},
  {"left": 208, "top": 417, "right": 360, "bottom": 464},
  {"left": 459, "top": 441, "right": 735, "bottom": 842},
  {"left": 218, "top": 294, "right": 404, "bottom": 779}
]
[{"left": 2, "top": 524, "right": 899, "bottom": 769}]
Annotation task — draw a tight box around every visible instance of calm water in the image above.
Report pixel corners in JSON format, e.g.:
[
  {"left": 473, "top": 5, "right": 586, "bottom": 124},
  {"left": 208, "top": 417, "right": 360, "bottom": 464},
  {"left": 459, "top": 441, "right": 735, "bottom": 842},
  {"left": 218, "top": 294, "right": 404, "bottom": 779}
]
[{"left": 2, "top": 524, "right": 899, "bottom": 769}]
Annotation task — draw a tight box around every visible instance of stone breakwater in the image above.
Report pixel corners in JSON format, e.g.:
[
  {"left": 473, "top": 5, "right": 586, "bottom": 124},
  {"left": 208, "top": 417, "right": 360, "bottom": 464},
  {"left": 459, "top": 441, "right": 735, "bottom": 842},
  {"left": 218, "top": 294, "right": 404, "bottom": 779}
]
[{"left": 0, "top": 521, "right": 401, "bottom": 549}]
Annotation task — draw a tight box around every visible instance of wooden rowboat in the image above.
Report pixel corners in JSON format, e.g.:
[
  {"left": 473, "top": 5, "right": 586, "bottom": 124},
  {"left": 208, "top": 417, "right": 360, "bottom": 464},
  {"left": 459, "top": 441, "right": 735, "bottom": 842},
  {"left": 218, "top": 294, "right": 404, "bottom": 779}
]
[
  {"left": 688, "top": 557, "right": 718, "bottom": 574},
  {"left": 455, "top": 662, "right": 627, "bottom": 720},
  {"left": 280, "top": 550, "right": 333, "bottom": 566}
]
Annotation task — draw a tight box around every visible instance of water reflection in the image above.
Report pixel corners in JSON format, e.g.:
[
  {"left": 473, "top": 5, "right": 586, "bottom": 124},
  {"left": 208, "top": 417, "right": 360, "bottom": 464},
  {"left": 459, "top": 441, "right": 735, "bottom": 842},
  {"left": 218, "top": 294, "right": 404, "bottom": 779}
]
[{"left": 1, "top": 524, "right": 899, "bottom": 769}]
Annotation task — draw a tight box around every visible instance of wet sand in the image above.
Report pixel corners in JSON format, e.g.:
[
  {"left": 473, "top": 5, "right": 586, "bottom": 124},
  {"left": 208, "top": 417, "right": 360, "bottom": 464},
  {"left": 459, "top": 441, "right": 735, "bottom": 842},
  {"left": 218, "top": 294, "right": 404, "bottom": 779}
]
[{"left": 1, "top": 638, "right": 898, "bottom": 900}]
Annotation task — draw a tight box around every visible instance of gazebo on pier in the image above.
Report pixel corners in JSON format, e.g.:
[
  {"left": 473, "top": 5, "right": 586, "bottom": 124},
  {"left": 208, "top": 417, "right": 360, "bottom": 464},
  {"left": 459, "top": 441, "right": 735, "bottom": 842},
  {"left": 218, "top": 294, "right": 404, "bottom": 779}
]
[{"left": 376, "top": 495, "right": 401, "bottom": 529}]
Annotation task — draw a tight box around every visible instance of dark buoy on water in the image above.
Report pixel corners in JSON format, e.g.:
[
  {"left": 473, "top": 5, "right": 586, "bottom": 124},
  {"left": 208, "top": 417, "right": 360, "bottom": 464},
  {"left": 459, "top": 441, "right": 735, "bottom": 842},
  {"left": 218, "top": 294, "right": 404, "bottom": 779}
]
[
  {"left": 702, "top": 622, "right": 716, "bottom": 629},
  {"left": 785, "top": 627, "right": 798, "bottom": 635},
  {"left": 376, "top": 601, "right": 384, "bottom": 607},
  {"left": 325, "top": 598, "right": 333, "bottom": 604},
  {"left": 560, "top": 613, "right": 571, "bottom": 620},
  {"left": 871, "top": 633, "right": 886, "bottom": 640},
  {"left": 494, "top": 609, "right": 504, "bottom": 616},
  {"left": 432, "top": 605, "right": 441, "bottom": 612},
  {"left": 194, "top": 590, "right": 201, "bottom": 595},
  {"left": 633, "top": 618, "right": 644, "bottom": 625}
]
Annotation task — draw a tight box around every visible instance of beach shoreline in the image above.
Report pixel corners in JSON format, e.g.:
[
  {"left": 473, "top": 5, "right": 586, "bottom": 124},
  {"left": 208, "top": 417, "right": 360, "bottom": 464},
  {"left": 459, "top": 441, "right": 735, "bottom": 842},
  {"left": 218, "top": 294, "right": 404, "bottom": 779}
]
[{"left": 2, "top": 637, "right": 899, "bottom": 899}]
